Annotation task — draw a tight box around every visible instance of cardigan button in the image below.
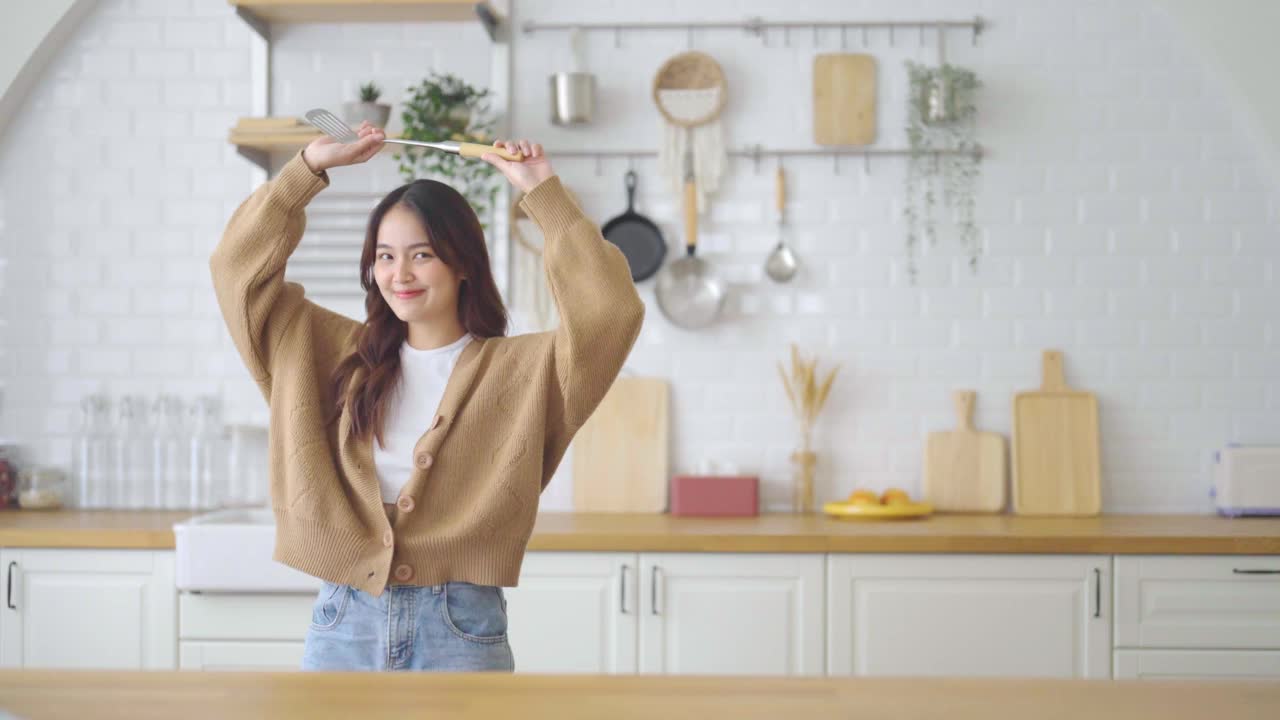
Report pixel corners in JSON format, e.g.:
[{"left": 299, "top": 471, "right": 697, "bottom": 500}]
[
  {"left": 415, "top": 452, "right": 434, "bottom": 469},
  {"left": 382, "top": 529, "right": 394, "bottom": 548},
  {"left": 396, "top": 495, "right": 416, "bottom": 513},
  {"left": 393, "top": 563, "right": 414, "bottom": 583}
]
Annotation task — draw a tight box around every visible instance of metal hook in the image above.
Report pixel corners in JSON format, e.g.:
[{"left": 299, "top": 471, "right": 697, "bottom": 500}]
[
  {"left": 937, "top": 23, "right": 947, "bottom": 66},
  {"left": 919, "top": 25, "right": 925, "bottom": 45},
  {"left": 840, "top": 26, "right": 847, "bottom": 50},
  {"left": 783, "top": 26, "right": 790, "bottom": 48},
  {"left": 594, "top": 154, "right": 602, "bottom": 176},
  {"left": 861, "top": 26, "right": 868, "bottom": 45},
  {"left": 627, "top": 155, "right": 635, "bottom": 173},
  {"left": 864, "top": 152, "right": 871, "bottom": 175},
  {"left": 833, "top": 154, "right": 840, "bottom": 176},
  {"left": 889, "top": 25, "right": 895, "bottom": 47},
  {"left": 812, "top": 24, "right": 819, "bottom": 46},
  {"left": 613, "top": 28, "right": 621, "bottom": 49},
  {"left": 973, "top": 16, "right": 984, "bottom": 46},
  {"left": 686, "top": 25, "right": 693, "bottom": 49},
  {"left": 751, "top": 144, "right": 762, "bottom": 174}
]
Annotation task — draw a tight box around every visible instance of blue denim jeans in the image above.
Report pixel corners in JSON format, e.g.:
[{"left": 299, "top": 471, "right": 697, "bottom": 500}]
[{"left": 300, "top": 580, "right": 515, "bottom": 672}]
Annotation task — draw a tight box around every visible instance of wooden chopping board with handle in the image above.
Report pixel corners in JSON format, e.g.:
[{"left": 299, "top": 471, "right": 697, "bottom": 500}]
[
  {"left": 1012, "top": 350, "right": 1102, "bottom": 516},
  {"left": 813, "top": 53, "right": 877, "bottom": 146},
  {"left": 923, "top": 390, "right": 1007, "bottom": 512},
  {"left": 572, "top": 377, "right": 669, "bottom": 512}
]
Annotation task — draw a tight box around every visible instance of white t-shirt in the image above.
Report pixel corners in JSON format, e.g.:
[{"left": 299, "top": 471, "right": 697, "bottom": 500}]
[{"left": 373, "top": 333, "right": 472, "bottom": 503}]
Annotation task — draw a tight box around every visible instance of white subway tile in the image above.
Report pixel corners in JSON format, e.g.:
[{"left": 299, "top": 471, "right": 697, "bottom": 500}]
[
  {"left": 1108, "top": 289, "right": 1172, "bottom": 317},
  {"left": 1171, "top": 350, "right": 1234, "bottom": 379},
  {"left": 1171, "top": 289, "right": 1233, "bottom": 318},
  {"left": 1044, "top": 225, "right": 1107, "bottom": 256},
  {"left": 78, "top": 349, "right": 131, "bottom": 375},
  {"left": 1143, "top": 257, "right": 1203, "bottom": 286},
  {"left": 162, "top": 19, "right": 224, "bottom": 48},
  {"left": 1077, "top": 319, "right": 1141, "bottom": 347}
]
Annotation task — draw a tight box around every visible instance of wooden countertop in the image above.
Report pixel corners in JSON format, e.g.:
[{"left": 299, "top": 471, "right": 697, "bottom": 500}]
[
  {"left": 526, "top": 512, "right": 1280, "bottom": 554},
  {"left": 1, "top": 510, "right": 1278, "bottom": 554},
  {"left": 0, "top": 510, "right": 194, "bottom": 549},
  {"left": 0, "top": 670, "right": 1276, "bottom": 720}
]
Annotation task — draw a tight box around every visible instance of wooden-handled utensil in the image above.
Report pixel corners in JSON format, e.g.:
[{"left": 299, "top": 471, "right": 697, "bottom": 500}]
[{"left": 304, "top": 108, "right": 524, "bottom": 161}]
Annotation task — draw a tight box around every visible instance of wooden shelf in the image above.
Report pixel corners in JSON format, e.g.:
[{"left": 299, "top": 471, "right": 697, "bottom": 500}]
[
  {"left": 228, "top": 0, "right": 489, "bottom": 24},
  {"left": 229, "top": 130, "right": 323, "bottom": 152},
  {"left": 229, "top": 117, "right": 405, "bottom": 169}
]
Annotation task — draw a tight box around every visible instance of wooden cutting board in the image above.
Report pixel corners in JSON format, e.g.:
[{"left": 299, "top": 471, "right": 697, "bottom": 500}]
[
  {"left": 1012, "top": 351, "right": 1102, "bottom": 516},
  {"left": 572, "top": 377, "right": 669, "bottom": 513},
  {"left": 923, "top": 390, "right": 1007, "bottom": 512},
  {"left": 813, "top": 53, "right": 877, "bottom": 146}
]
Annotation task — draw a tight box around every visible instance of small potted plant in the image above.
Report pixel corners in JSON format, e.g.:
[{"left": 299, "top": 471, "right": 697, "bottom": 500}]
[
  {"left": 903, "top": 61, "right": 982, "bottom": 282},
  {"left": 343, "top": 81, "right": 391, "bottom": 129},
  {"left": 394, "top": 72, "right": 502, "bottom": 228}
]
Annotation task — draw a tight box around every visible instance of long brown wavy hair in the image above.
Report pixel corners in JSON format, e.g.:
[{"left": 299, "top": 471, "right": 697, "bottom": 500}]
[{"left": 327, "top": 179, "right": 508, "bottom": 446}]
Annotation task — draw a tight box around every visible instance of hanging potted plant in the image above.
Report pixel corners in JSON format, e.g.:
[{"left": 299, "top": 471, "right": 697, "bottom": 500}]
[
  {"left": 394, "top": 72, "right": 502, "bottom": 229},
  {"left": 904, "top": 61, "right": 981, "bottom": 281},
  {"left": 343, "top": 81, "right": 391, "bottom": 129}
]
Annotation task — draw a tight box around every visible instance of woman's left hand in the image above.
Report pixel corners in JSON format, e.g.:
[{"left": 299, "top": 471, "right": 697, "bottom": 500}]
[{"left": 481, "top": 139, "right": 554, "bottom": 194}]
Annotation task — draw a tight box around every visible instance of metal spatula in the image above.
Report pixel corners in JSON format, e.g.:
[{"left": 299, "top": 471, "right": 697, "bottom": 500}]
[{"left": 304, "top": 108, "right": 524, "bottom": 161}]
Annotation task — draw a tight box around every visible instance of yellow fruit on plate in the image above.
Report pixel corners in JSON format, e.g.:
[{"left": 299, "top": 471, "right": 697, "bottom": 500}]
[
  {"left": 847, "top": 489, "right": 879, "bottom": 505},
  {"left": 881, "top": 488, "right": 912, "bottom": 506}
]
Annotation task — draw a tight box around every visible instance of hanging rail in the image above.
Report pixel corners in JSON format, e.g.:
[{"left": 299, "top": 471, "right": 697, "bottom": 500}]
[
  {"left": 542, "top": 144, "right": 984, "bottom": 175},
  {"left": 522, "top": 16, "right": 985, "bottom": 48}
]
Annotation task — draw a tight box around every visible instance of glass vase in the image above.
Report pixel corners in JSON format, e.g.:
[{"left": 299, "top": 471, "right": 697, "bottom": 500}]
[{"left": 790, "top": 449, "right": 817, "bottom": 513}]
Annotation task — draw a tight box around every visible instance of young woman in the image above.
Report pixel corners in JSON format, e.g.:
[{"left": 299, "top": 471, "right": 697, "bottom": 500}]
[{"left": 210, "top": 122, "right": 644, "bottom": 671}]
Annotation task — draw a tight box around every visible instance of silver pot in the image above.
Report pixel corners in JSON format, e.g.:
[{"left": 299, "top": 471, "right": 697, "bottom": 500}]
[
  {"left": 549, "top": 72, "right": 595, "bottom": 125},
  {"left": 342, "top": 101, "right": 391, "bottom": 129}
]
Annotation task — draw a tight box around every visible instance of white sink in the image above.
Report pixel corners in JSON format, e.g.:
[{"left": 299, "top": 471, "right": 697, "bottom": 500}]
[{"left": 173, "top": 508, "right": 321, "bottom": 593}]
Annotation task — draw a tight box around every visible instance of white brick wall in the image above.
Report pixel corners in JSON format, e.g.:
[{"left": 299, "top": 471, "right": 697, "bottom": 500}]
[{"left": 1, "top": 0, "right": 1277, "bottom": 514}]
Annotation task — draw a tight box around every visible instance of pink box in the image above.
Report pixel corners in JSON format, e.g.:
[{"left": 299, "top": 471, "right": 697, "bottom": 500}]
[{"left": 670, "top": 475, "right": 759, "bottom": 517}]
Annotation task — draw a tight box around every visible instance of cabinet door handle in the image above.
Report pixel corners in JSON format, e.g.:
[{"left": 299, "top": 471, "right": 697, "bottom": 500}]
[
  {"left": 1233, "top": 568, "right": 1280, "bottom": 575},
  {"left": 651, "top": 565, "right": 661, "bottom": 616},
  {"left": 1092, "top": 568, "right": 1101, "bottom": 619},
  {"left": 619, "top": 564, "right": 629, "bottom": 614},
  {"left": 6, "top": 561, "right": 15, "bottom": 610}
]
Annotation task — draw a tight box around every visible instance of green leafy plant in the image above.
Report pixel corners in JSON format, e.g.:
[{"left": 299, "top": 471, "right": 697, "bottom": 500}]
[
  {"left": 394, "top": 72, "right": 500, "bottom": 228},
  {"left": 358, "top": 81, "right": 382, "bottom": 103},
  {"left": 904, "top": 61, "right": 981, "bottom": 282}
]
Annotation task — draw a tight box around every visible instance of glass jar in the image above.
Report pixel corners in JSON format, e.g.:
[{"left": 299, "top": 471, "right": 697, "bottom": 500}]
[
  {"left": 18, "top": 466, "right": 66, "bottom": 510},
  {"left": 0, "top": 442, "right": 19, "bottom": 510}
]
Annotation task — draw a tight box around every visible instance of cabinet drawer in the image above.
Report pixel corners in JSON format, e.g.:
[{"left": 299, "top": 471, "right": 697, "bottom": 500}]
[
  {"left": 1114, "top": 650, "right": 1280, "bottom": 680},
  {"left": 179, "top": 592, "right": 314, "bottom": 641},
  {"left": 180, "top": 641, "right": 304, "bottom": 671},
  {"left": 1115, "top": 556, "right": 1280, "bottom": 649}
]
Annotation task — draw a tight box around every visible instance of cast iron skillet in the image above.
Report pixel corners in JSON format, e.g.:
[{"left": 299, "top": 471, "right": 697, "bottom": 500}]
[{"left": 601, "top": 171, "right": 667, "bottom": 282}]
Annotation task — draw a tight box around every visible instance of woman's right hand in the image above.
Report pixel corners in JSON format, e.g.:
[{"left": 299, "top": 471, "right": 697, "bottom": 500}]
[{"left": 301, "top": 121, "right": 385, "bottom": 174}]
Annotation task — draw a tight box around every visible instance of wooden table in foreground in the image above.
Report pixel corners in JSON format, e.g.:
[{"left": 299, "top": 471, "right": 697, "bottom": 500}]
[{"left": 0, "top": 670, "right": 1277, "bottom": 720}]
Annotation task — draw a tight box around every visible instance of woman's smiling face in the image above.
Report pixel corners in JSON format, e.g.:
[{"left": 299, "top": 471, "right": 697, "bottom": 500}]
[{"left": 373, "top": 203, "right": 464, "bottom": 325}]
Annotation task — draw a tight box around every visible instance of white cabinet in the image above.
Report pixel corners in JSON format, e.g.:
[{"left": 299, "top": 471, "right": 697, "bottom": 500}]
[
  {"left": 638, "top": 553, "right": 825, "bottom": 675},
  {"left": 177, "top": 592, "right": 311, "bottom": 671},
  {"left": 1113, "top": 555, "right": 1280, "bottom": 681},
  {"left": 1114, "top": 650, "right": 1280, "bottom": 680},
  {"left": 180, "top": 641, "right": 305, "bottom": 671},
  {"left": 506, "top": 552, "right": 826, "bottom": 676},
  {"left": 1114, "top": 555, "right": 1280, "bottom": 649},
  {"left": 0, "top": 549, "right": 176, "bottom": 669},
  {"left": 505, "top": 552, "right": 636, "bottom": 673},
  {"left": 828, "top": 554, "right": 1111, "bottom": 678}
]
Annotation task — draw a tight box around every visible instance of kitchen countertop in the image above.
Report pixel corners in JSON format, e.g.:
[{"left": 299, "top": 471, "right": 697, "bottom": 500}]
[
  {"left": 1, "top": 509, "right": 1278, "bottom": 554},
  {"left": 0, "top": 670, "right": 1276, "bottom": 720}
]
